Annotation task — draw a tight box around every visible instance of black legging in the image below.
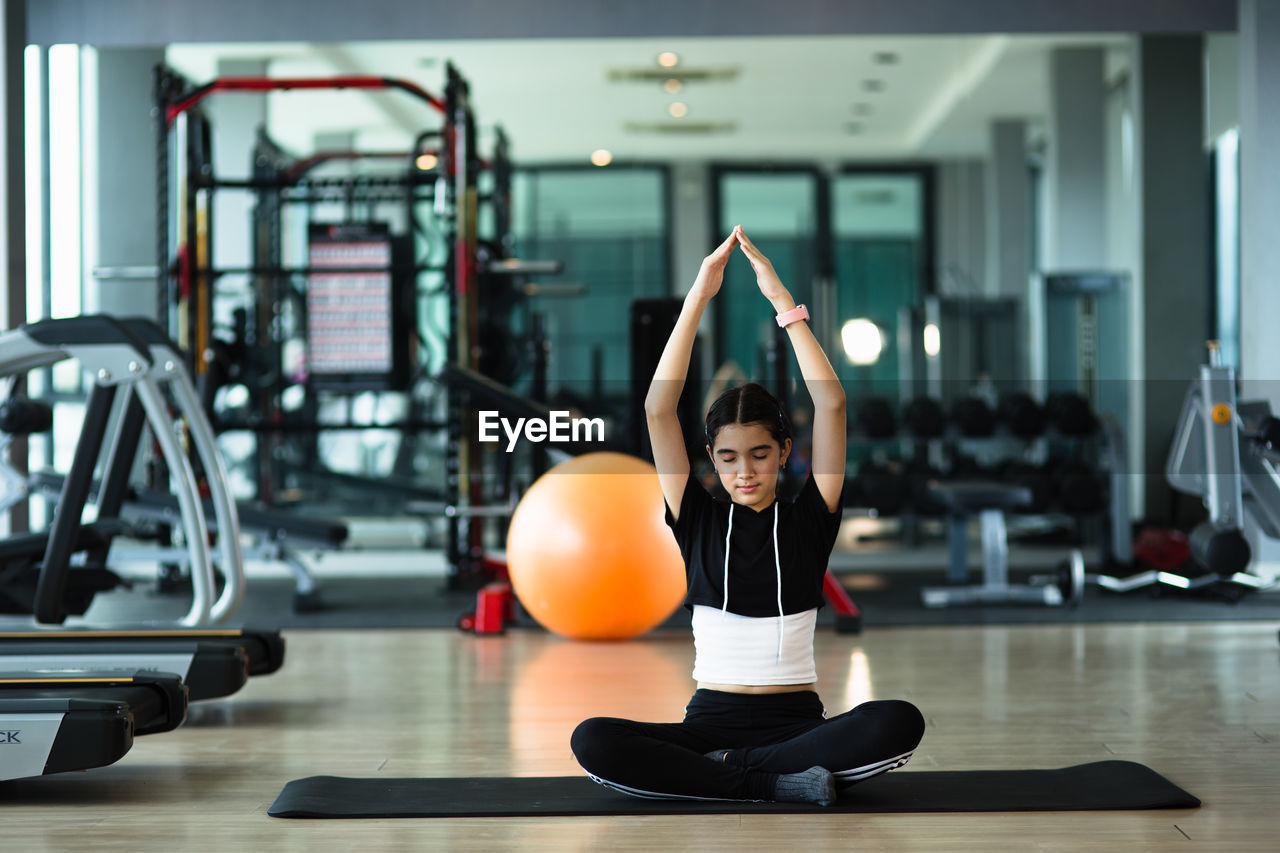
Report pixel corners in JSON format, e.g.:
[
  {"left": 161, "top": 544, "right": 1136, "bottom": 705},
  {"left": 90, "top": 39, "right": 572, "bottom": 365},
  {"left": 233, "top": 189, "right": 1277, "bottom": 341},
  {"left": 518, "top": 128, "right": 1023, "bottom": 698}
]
[{"left": 571, "top": 689, "right": 925, "bottom": 802}]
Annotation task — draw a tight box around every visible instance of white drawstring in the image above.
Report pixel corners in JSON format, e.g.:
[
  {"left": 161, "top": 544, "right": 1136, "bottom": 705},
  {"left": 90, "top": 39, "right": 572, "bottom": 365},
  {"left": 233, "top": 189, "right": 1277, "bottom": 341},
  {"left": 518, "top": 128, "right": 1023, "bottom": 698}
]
[
  {"left": 773, "top": 502, "right": 783, "bottom": 663},
  {"left": 721, "top": 504, "right": 734, "bottom": 611},
  {"left": 723, "top": 498, "right": 784, "bottom": 662}
]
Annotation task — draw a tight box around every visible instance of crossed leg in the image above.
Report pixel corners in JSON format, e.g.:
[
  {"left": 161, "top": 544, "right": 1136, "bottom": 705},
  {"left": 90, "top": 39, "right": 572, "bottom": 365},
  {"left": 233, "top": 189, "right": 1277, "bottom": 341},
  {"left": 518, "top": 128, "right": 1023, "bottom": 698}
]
[
  {"left": 571, "top": 698, "right": 925, "bottom": 801},
  {"left": 717, "top": 699, "right": 926, "bottom": 787}
]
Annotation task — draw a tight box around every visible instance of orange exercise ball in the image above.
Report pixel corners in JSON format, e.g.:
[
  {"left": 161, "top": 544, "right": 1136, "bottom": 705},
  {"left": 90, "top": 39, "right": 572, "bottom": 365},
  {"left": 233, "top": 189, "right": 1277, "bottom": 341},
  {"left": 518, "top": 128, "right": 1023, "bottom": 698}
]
[{"left": 506, "top": 452, "right": 686, "bottom": 640}]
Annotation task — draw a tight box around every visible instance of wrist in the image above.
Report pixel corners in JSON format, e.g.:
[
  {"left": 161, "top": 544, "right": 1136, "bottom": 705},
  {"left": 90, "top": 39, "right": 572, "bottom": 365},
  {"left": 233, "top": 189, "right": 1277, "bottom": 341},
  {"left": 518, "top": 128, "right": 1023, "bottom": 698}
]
[
  {"left": 769, "top": 295, "right": 796, "bottom": 313},
  {"left": 775, "top": 304, "right": 809, "bottom": 328},
  {"left": 684, "top": 288, "right": 712, "bottom": 309}
]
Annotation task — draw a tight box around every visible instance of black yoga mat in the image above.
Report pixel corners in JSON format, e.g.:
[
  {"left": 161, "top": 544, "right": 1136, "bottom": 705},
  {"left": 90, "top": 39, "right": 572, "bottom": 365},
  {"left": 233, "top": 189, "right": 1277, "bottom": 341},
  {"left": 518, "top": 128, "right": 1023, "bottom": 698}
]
[{"left": 268, "top": 760, "right": 1198, "bottom": 818}]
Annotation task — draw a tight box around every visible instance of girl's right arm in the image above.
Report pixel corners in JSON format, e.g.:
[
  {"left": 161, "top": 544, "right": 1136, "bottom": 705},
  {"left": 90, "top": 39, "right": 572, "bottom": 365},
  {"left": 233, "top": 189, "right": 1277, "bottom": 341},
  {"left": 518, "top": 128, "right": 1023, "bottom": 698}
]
[{"left": 645, "top": 230, "right": 738, "bottom": 521}]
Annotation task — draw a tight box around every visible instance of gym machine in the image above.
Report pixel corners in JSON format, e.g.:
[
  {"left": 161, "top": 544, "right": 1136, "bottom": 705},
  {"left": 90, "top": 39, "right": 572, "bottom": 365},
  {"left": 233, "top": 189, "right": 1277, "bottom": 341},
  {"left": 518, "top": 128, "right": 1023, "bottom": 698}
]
[
  {"left": 1042, "top": 344, "right": 1280, "bottom": 601},
  {"left": 0, "top": 670, "right": 187, "bottom": 781},
  {"left": 22, "top": 317, "right": 347, "bottom": 612},
  {"left": 153, "top": 63, "right": 555, "bottom": 605},
  {"left": 0, "top": 316, "right": 285, "bottom": 701},
  {"left": 0, "top": 315, "right": 231, "bottom": 626},
  {"left": 1156, "top": 344, "right": 1277, "bottom": 592}
]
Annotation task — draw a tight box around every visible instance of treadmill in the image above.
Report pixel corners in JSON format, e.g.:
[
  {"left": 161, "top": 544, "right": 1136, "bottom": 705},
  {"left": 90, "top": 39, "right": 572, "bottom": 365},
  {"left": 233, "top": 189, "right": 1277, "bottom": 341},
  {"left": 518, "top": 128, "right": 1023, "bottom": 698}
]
[
  {"left": 0, "top": 670, "right": 188, "bottom": 781},
  {"left": 0, "top": 633, "right": 253, "bottom": 701},
  {"left": 0, "top": 628, "right": 284, "bottom": 678},
  {"left": 0, "top": 317, "right": 284, "bottom": 701},
  {"left": 0, "top": 316, "right": 223, "bottom": 626},
  {"left": 21, "top": 316, "right": 349, "bottom": 612},
  {"left": 0, "top": 698, "right": 133, "bottom": 781}
]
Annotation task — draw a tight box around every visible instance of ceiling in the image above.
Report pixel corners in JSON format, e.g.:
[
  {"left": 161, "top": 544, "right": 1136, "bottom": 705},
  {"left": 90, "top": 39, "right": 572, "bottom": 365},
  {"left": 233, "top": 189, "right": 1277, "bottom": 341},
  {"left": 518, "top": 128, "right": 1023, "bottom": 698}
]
[{"left": 165, "top": 34, "right": 1130, "bottom": 166}]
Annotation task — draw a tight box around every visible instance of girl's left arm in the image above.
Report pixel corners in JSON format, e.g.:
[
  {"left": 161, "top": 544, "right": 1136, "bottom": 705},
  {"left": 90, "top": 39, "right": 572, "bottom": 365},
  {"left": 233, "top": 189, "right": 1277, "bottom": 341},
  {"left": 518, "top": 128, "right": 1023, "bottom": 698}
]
[{"left": 736, "top": 225, "right": 846, "bottom": 512}]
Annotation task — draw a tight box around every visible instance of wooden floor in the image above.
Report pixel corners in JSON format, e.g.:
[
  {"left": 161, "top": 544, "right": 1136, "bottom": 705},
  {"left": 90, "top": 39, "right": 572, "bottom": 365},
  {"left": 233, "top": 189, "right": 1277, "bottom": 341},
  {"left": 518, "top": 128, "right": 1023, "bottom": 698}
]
[{"left": 3, "top": 620, "right": 1278, "bottom": 851}]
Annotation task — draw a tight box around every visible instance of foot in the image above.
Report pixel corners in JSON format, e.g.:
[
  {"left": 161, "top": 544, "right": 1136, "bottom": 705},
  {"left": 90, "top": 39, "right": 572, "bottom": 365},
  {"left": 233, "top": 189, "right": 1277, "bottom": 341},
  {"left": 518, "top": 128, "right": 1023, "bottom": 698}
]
[{"left": 773, "top": 766, "right": 836, "bottom": 807}]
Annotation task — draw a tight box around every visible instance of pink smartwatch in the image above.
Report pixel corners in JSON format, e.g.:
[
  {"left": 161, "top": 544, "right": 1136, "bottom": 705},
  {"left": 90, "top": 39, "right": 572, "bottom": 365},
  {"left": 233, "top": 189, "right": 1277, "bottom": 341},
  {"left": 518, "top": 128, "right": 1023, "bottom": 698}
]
[{"left": 775, "top": 304, "right": 809, "bottom": 328}]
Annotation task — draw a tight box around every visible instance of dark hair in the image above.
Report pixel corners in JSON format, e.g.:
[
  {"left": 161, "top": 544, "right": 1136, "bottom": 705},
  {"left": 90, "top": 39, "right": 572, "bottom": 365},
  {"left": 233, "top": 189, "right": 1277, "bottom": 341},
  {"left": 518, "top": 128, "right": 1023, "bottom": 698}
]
[{"left": 705, "top": 382, "right": 792, "bottom": 449}]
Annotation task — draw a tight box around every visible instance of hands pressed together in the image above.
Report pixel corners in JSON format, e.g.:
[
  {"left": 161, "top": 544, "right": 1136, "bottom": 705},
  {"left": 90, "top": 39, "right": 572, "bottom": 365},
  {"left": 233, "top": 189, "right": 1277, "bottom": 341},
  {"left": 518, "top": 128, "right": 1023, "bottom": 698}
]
[{"left": 690, "top": 224, "right": 792, "bottom": 309}]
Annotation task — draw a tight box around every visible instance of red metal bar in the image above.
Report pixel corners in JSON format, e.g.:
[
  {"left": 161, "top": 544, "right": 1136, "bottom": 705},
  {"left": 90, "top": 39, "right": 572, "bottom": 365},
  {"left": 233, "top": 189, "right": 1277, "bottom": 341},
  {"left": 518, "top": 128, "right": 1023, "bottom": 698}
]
[
  {"left": 822, "top": 570, "right": 861, "bottom": 618},
  {"left": 166, "top": 75, "right": 446, "bottom": 126}
]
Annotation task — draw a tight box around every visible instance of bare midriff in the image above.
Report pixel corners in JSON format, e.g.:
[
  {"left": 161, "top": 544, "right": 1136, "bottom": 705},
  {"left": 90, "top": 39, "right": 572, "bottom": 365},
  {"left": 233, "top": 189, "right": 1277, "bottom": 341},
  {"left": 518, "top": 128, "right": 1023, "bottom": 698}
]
[{"left": 697, "top": 682, "right": 817, "bottom": 695}]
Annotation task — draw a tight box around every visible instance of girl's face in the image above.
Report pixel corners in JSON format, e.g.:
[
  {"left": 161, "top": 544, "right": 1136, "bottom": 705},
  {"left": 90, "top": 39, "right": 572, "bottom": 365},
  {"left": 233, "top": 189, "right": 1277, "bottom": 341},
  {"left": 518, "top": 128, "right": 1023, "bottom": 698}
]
[{"left": 706, "top": 422, "right": 791, "bottom": 511}]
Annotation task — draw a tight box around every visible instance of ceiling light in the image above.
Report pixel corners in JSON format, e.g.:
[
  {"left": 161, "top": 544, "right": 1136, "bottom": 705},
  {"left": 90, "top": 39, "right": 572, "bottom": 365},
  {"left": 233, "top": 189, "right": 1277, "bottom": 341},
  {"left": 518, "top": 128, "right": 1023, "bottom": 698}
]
[
  {"left": 607, "top": 66, "right": 738, "bottom": 84},
  {"left": 664, "top": 78, "right": 683, "bottom": 94},
  {"left": 415, "top": 153, "right": 439, "bottom": 171},
  {"left": 863, "top": 79, "right": 885, "bottom": 93},
  {"left": 623, "top": 120, "right": 736, "bottom": 134},
  {"left": 668, "top": 101, "right": 689, "bottom": 118},
  {"left": 873, "top": 51, "right": 900, "bottom": 65},
  {"left": 657, "top": 51, "right": 680, "bottom": 68},
  {"left": 590, "top": 149, "right": 613, "bottom": 167},
  {"left": 842, "top": 319, "right": 885, "bottom": 366},
  {"left": 852, "top": 102, "right": 873, "bottom": 116},
  {"left": 844, "top": 122, "right": 864, "bottom": 135},
  {"left": 923, "top": 323, "right": 941, "bottom": 358}
]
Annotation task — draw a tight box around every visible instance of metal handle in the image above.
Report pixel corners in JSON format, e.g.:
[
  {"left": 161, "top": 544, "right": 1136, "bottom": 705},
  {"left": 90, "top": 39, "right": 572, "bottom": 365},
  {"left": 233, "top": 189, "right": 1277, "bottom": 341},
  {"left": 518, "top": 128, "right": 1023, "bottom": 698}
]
[
  {"left": 157, "top": 353, "right": 245, "bottom": 623},
  {"left": 133, "top": 379, "right": 213, "bottom": 627}
]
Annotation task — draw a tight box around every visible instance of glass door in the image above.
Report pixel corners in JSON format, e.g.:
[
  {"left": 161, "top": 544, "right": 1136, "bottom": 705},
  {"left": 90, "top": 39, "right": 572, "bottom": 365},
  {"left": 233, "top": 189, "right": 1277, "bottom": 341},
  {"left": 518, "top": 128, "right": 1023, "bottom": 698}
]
[
  {"left": 830, "top": 167, "right": 932, "bottom": 398},
  {"left": 711, "top": 167, "right": 826, "bottom": 398}
]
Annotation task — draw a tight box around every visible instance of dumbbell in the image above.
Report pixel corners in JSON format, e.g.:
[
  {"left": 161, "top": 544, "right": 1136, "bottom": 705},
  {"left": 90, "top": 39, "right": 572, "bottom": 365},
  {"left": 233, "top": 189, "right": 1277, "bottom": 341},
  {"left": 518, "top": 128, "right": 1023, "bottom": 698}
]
[
  {"left": 852, "top": 462, "right": 907, "bottom": 515},
  {"left": 1050, "top": 459, "right": 1105, "bottom": 513},
  {"left": 997, "top": 392, "right": 1046, "bottom": 438},
  {"left": 950, "top": 396, "right": 995, "bottom": 437},
  {"left": 902, "top": 397, "right": 946, "bottom": 438},
  {"left": 1046, "top": 392, "right": 1097, "bottom": 435},
  {"left": 856, "top": 397, "right": 897, "bottom": 439}
]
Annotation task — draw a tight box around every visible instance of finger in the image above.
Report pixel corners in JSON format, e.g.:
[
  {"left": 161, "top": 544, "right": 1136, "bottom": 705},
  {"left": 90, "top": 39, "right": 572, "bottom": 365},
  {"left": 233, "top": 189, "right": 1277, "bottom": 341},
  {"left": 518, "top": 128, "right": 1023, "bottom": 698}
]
[
  {"left": 738, "top": 234, "right": 763, "bottom": 261},
  {"left": 712, "top": 230, "right": 738, "bottom": 256}
]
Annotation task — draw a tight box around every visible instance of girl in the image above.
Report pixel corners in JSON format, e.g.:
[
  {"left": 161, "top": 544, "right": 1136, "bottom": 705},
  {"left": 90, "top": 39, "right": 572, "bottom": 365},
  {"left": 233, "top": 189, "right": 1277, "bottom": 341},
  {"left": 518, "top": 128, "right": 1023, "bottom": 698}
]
[{"left": 570, "top": 226, "right": 925, "bottom": 806}]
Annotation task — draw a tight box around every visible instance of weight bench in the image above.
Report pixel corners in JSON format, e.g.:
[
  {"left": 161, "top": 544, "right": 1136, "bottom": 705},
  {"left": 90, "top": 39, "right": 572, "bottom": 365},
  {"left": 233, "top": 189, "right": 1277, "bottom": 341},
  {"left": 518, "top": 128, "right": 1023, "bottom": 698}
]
[{"left": 921, "top": 481, "right": 1064, "bottom": 607}]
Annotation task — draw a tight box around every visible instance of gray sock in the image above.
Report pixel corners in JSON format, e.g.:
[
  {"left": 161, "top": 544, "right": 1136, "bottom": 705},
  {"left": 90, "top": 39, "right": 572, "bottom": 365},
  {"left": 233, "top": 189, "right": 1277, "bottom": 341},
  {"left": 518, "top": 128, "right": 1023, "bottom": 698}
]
[{"left": 773, "top": 766, "right": 836, "bottom": 806}]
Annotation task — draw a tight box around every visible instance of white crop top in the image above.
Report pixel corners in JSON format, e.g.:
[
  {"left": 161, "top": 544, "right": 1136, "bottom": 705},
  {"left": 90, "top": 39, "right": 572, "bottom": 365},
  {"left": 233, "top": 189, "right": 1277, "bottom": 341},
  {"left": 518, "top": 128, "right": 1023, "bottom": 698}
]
[{"left": 691, "top": 605, "right": 818, "bottom": 685}]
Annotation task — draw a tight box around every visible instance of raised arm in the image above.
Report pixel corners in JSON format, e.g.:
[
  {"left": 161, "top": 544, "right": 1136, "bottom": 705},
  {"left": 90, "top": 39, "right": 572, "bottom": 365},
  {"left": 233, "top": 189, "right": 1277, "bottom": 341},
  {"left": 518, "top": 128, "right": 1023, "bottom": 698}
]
[
  {"left": 645, "top": 230, "right": 738, "bottom": 520},
  {"left": 735, "top": 225, "right": 846, "bottom": 512}
]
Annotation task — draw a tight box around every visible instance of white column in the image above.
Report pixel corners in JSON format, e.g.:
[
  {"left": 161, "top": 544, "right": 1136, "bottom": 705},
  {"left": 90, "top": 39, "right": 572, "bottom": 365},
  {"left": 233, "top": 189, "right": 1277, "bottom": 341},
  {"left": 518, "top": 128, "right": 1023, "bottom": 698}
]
[
  {"left": 1238, "top": 0, "right": 1280, "bottom": 577},
  {"left": 91, "top": 48, "right": 164, "bottom": 319},
  {"left": 1044, "top": 48, "right": 1106, "bottom": 270},
  {"left": 209, "top": 58, "right": 268, "bottom": 332},
  {"left": 0, "top": 0, "right": 25, "bottom": 535},
  {"left": 987, "top": 120, "right": 1029, "bottom": 302},
  {"left": 1238, "top": 0, "right": 1280, "bottom": 392},
  {"left": 934, "top": 159, "right": 985, "bottom": 296}
]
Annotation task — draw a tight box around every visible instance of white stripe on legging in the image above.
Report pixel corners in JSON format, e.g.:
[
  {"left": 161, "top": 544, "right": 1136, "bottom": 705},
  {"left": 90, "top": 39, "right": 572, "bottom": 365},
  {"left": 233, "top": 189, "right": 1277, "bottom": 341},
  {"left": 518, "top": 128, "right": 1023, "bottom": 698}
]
[{"left": 832, "top": 750, "right": 915, "bottom": 781}]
